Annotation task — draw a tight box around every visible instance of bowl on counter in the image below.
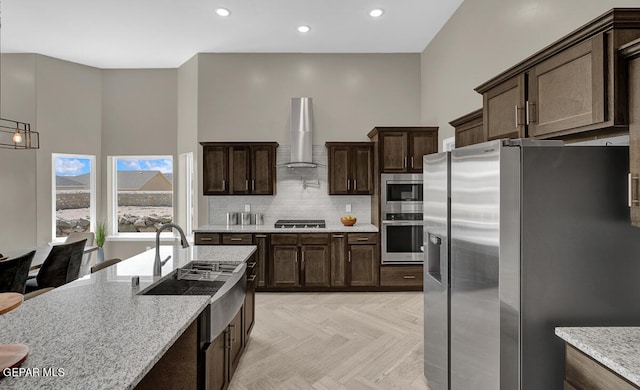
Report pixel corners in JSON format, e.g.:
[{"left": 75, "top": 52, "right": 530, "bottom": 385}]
[{"left": 340, "top": 217, "right": 357, "bottom": 226}]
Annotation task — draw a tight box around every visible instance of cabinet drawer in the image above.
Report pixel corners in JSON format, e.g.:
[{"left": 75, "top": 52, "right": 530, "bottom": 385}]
[
  {"left": 195, "top": 232, "right": 221, "bottom": 245},
  {"left": 347, "top": 233, "right": 378, "bottom": 245},
  {"left": 270, "top": 234, "right": 299, "bottom": 245},
  {"left": 222, "top": 234, "right": 253, "bottom": 245},
  {"left": 299, "top": 233, "right": 329, "bottom": 245},
  {"left": 380, "top": 266, "right": 423, "bottom": 286}
]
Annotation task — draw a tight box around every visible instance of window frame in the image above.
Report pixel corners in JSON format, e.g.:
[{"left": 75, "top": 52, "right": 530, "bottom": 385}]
[
  {"left": 108, "top": 155, "right": 175, "bottom": 239},
  {"left": 52, "top": 153, "right": 97, "bottom": 242}
]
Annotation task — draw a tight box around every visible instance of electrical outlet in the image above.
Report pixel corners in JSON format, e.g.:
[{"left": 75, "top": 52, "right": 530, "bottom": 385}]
[
  {"left": 346, "top": 204, "right": 352, "bottom": 212},
  {"left": 244, "top": 204, "right": 251, "bottom": 212}
]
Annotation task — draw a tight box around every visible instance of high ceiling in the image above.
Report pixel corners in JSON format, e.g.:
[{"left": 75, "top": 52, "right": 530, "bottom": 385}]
[{"left": 2, "top": 0, "right": 463, "bottom": 69}]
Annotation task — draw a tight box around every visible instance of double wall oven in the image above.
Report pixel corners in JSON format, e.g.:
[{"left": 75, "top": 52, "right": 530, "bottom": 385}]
[{"left": 381, "top": 173, "right": 424, "bottom": 264}]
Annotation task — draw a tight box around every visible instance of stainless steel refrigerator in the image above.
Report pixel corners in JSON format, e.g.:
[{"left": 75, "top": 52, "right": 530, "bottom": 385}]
[{"left": 423, "top": 139, "right": 640, "bottom": 390}]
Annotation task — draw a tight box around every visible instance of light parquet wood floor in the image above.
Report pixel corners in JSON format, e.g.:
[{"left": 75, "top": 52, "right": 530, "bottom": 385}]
[{"left": 229, "top": 292, "right": 431, "bottom": 390}]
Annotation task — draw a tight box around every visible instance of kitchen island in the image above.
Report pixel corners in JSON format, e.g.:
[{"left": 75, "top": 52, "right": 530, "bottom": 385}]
[
  {"left": 0, "top": 245, "right": 256, "bottom": 389},
  {"left": 556, "top": 327, "right": 640, "bottom": 389}
]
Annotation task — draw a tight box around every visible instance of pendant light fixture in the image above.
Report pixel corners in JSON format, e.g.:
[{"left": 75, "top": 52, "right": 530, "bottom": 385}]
[{"left": 0, "top": 1, "right": 39, "bottom": 150}]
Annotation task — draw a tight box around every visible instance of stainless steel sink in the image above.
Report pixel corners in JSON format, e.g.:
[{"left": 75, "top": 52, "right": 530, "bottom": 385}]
[
  {"left": 142, "top": 278, "right": 226, "bottom": 295},
  {"left": 140, "top": 261, "right": 241, "bottom": 296}
]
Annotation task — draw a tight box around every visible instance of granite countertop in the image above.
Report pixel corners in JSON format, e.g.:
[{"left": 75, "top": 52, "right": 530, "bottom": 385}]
[
  {"left": 0, "top": 245, "right": 256, "bottom": 389},
  {"left": 555, "top": 327, "right": 640, "bottom": 386},
  {"left": 194, "top": 223, "right": 379, "bottom": 233}
]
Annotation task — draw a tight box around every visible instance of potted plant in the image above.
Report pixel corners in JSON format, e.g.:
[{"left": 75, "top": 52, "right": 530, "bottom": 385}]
[{"left": 95, "top": 221, "right": 107, "bottom": 263}]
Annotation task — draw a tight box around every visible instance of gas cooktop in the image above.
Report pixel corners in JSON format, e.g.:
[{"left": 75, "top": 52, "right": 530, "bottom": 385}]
[{"left": 274, "top": 219, "right": 326, "bottom": 228}]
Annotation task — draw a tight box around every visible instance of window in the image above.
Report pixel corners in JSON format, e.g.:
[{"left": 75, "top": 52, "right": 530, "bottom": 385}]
[
  {"left": 109, "top": 156, "right": 173, "bottom": 235},
  {"left": 52, "top": 154, "right": 96, "bottom": 240}
]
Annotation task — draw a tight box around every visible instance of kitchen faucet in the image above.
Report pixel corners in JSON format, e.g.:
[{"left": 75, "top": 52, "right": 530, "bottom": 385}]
[{"left": 154, "top": 223, "right": 190, "bottom": 276}]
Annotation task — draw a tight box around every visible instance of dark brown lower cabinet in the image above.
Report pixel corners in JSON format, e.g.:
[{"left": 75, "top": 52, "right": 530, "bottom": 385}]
[
  {"left": 302, "top": 245, "right": 330, "bottom": 287},
  {"left": 272, "top": 245, "right": 300, "bottom": 287},
  {"left": 380, "top": 265, "right": 423, "bottom": 287},
  {"left": 136, "top": 320, "right": 199, "bottom": 390},
  {"left": 564, "top": 344, "right": 638, "bottom": 389},
  {"left": 348, "top": 244, "right": 378, "bottom": 287},
  {"left": 330, "top": 234, "right": 347, "bottom": 287},
  {"left": 204, "top": 330, "right": 227, "bottom": 390},
  {"left": 254, "top": 234, "right": 269, "bottom": 287}
]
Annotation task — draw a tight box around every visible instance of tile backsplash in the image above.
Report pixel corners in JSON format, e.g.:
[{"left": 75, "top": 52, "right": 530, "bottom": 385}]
[{"left": 208, "top": 145, "right": 371, "bottom": 225}]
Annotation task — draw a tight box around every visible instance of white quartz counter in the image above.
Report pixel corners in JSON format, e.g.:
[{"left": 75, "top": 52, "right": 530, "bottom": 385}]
[
  {"left": 194, "top": 223, "right": 379, "bottom": 233},
  {"left": 555, "top": 327, "right": 640, "bottom": 386},
  {"left": 0, "top": 245, "right": 256, "bottom": 389}
]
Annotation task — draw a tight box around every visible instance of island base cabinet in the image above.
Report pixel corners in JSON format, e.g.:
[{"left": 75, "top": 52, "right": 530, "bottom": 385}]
[
  {"left": 564, "top": 344, "right": 639, "bottom": 390},
  {"left": 135, "top": 320, "right": 199, "bottom": 390},
  {"left": 204, "top": 331, "right": 228, "bottom": 390}
]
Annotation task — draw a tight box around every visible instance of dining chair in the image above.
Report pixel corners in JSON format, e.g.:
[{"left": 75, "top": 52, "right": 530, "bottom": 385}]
[
  {"left": 25, "top": 239, "right": 86, "bottom": 293},
  {"left": 0, "top": 251, "right": 36, "bottom": 294},
  {"left": 90, "top": 258, "right": 121, "bottom": 273},
  {"left": 65, "top": 232, "right": 95, "bottom": 276}
]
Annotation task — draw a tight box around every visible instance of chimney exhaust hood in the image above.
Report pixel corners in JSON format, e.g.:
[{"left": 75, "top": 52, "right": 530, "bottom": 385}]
[{"left": 285, "top": 97, "right": 317, "bottom": 168}]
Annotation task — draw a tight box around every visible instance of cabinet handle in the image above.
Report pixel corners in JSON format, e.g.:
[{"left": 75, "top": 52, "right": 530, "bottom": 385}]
[
  {"left": 229, "top": 324, "right": 236, "bottom": 343},
  {"left": 225, "top": 330, "right": 231, "bottom": 349},
  {"left": 248, "top": 274, "right": 257, "bottom": 282},
  {"left": 347, "top": 179, "right": 350, "bottom": 191},
  {"left": 230, "top": 238, "right": 243, "bottom": 241},
  {"left": 526, "top": 101, "right": 536, "bottom": 125},
  {"left": 356, "top": 237, "right": 369, "bottom": 241},
  {"left": 629, "top": 174, "right": 640, "bottom": 207},
  {"left": 302, "top": 250, "right": 305, "bottom": 264},
  {"left": 348, "top": 250, "right": 352, "bottom": 263},
  {"left": 294, "top": 250, "right": 298, "bottom": 264},
  {"left": 514, "top": 105, "right": 526, "bottom": 128},
  {"left": 403, "top": 275, "right": 416, "bottom": 279},
  {"left": 410, "top": 156, "right": 414, "bottom": 168},
  {"left": 332, "top": 234, "right": 344, "bottom": 238},
  {"left": 222, "top": 179, "right": 226, "bottom": 190},
  {"left": 200, "top": 237, "right": 213, "bottom": 241},
  {"left": 246, "top": 180, "right": 249, "bottom": 190},
  {"left": 248, "top": 262, "right": 257, "bottom": 269},
  {"left": 255, "top": 234, "right": 267, "bottom": 238},
  {"left": 252, "top": 179, "right": 255, "bottom": 191},
  {"left": 354, "top": 180, "right": 357, "bottom": 190},
  {"left": 403, "top": 156, "right": 408, "bottom": 168}
]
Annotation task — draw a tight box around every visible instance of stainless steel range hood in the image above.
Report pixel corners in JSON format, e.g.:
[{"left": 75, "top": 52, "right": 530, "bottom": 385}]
[{"left": 285, "top": 97, "right": 317, "bottom": 168}]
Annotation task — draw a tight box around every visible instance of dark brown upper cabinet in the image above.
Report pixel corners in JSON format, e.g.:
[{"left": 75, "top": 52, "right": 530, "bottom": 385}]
[
  {"left": 621, "top": 38, "right": 640, "bottom": 227},
  {"left": 367, "top": 127, "right": 438, "bottom": 173},
  {"left": 325, "top": 142, "right": 373, "bottom": 195},
  {"left": 475, "top": 9, "right": 640, "bottom": 142},
  {"left": 450, "top": 108, "right": 485, "bottom": 148},
  {"left": 201, "top": 142, "right": 278, "bottom": 195}
]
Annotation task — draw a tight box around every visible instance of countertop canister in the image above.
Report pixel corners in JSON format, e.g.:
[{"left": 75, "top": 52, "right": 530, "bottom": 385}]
[
  {"left": 226, "top": 212, "right": 238, "bottom": 225},
  {"left": 240, "top": 212, "right": 251, "bottom": 225}
]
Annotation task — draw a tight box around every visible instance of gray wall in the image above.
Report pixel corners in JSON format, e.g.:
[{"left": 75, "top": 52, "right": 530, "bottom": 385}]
[
  {"left": 195, "top": 53, "right": 422, "bottom": 225},
  {"left": 421, "top": 0, "right": 640, "bottom": 148},
  {"left": 0, "top": 55, "right": 37, "bottom": 251},
  {"left": 101, "top": 69, "right": 178, "bottom": 259}
]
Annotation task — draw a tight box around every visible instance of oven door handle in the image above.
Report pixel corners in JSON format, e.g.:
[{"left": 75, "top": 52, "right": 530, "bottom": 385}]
[{"left": 382, "top": 221, "right": 424, "bottom": 225}]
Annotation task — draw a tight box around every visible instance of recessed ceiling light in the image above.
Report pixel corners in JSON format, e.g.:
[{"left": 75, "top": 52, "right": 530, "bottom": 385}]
[
  {"left": 297, "top": 25, "right": 311, "bottom": 33},
  {"left": 216, "top": 8, "right": 230, "bottom": 17},
  {"left": 370, "top": 9, "right": 384, "bottom": 18}
]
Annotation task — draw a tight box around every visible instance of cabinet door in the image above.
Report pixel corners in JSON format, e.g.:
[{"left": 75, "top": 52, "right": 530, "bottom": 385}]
[
  {"left": 301, "top": 245, "right": 330, "bottom": 287},
  {"left": 381, "top": 132, "right": 408, "bottom": 172},
  {"left": 251, "top": 145, "right": 275, "bottom": 194},
  {"left": 228, "top": 309, "right": 243, "bottom": 380},
  {"left": 408, "top": 132, "right": 437, "bottom": 172},
  {"left": 352, "top": 146, "right": 373, "bottom": 194},
  {"left": 349, "top": 245, "right": 379, "bottom": 287},
  {"left": 528, "top": 35, "right": 605, "bottom": 138},
  {"left": 254, "top": 234, "right": 269, "bottom": 287},
  {"left": 229, "top": 146, "right": 250, "bottom": 194},
  {"left": 483, "top": 74, "right": 526, "bottom": 140},
  {"left": 272, "top": 246, "right": 300, "bottom": 287},
  {"left": 328, "top": 145, "right": 351, "bottom": 194},
  {"left": 244, "top": 275, "right": 256, "bottom": 339},
  {"left": 630, "top": 55, "right": 640, "bottom": 226},
  {"left": 330, "top": 234, "right": 347, "bottom": 287},
  {"left": 203, "top": 146, "right": 228, "bottom": 195},
  {"left": 204, "top": 330, "right": 227, "bottom": 390}
]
